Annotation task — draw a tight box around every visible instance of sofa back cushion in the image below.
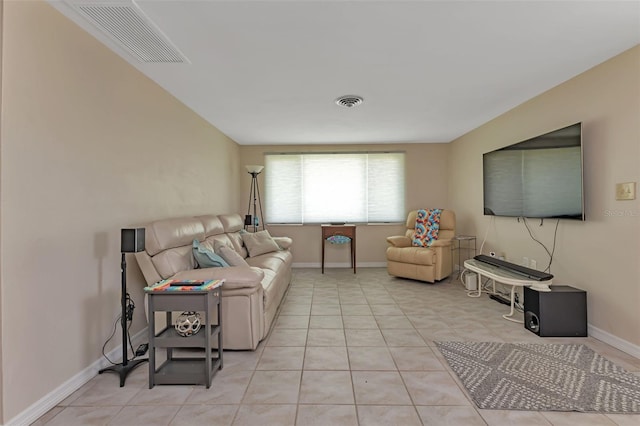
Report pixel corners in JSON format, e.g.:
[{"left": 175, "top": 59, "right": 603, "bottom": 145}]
[
  {"left": 151, "top": 246, "right": 196, "bottom": 279},
  {"left": 219, "top": 213, "right": 244, "bottom": 233},
  {"left": 145, "top": 216, "right": 205, "bottom": 279},
  {"left": 226, "top": 232, "right": 248, "bottom": 258},
  {"left": 218, "top": 214, "right": 249, "bottom": 257},
  {"left": 197, "top": 215, "right": 225, "bottom": 237},
  {"left": 145, "top": 217, "right": 206, "bottom": 256}
]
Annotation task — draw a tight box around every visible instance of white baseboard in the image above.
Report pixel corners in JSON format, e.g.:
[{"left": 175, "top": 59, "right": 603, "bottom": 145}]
[
  {"left": 588, "top": 324, "right": 640, "bottom": 359},
  {"left": 6, "top": 328, "right": 148, "bottom": 426},
  {"left": 292, "top": 262, "right": 387, "bottom": 268}
]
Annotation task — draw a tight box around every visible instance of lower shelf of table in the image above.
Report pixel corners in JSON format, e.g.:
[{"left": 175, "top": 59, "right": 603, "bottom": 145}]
[{"left": 151, "top": 357, "right": 221, "bottom": 387}]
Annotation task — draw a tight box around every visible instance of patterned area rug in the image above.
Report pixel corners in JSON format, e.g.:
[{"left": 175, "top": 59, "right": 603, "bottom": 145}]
[{"left": 435, "top": 341, "right": 640, "bottom": 413}]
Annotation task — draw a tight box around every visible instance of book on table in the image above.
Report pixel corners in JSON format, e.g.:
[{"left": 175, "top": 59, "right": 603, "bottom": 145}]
[{"left": 144, "top": 279, "right": 223, "bottom": 292}]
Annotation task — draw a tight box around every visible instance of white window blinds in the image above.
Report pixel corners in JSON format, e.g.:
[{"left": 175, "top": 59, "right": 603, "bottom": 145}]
[{"left": 265, "top": 152, "right": 405, "bottom": 224}]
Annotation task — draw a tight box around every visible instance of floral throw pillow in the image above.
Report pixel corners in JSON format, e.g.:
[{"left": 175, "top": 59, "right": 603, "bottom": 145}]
[{"left": 412, "top": 209, "right": 442, "bottom": 247}]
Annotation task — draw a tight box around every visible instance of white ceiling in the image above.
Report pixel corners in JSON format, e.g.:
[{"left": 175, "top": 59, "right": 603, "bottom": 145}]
[{"left": 50, "top": 0, "right": 640, "bottom": 145}]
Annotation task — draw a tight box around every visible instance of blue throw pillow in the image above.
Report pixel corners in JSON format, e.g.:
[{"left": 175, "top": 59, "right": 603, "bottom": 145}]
[{"left": 192, "top": 240, "right": 230, "bottom": 268}]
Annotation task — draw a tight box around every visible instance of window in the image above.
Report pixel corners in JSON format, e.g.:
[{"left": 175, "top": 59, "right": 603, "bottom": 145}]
[{"left": 265, "top": 152, "right": 405, "bottom": 224}]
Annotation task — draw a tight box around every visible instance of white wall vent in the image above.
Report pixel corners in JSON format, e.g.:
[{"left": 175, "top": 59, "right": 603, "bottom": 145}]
[{"left": 71, "top": 1, "right": 188, "bottom": 63}]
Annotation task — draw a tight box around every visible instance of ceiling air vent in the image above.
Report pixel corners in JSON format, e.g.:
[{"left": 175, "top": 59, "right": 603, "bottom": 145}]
[
  {"left": 335, "top": 95, "right": 364, "bottom": 108},
  {"left": 71, "top": 1, "right": 188, "bottom": 63}
]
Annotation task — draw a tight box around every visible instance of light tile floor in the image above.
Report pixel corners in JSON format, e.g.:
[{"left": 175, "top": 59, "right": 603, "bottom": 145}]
[{"left": 33, "top": 268, "right": 640, "bottom": 425}]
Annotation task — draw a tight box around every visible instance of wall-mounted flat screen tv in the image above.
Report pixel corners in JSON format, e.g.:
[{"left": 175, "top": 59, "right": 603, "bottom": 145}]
[{"left": 483, "top": 122, "right": 584, "bottom": 221}]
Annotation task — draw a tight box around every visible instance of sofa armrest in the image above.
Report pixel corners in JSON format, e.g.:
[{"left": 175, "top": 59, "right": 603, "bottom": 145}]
[
  {"left": 386, "top": 236, "right": 411, "bottom": 248},
  {"left": 429, "top": 238, "right": 452, "bottom": 248},
  {"left": 171, "top": 266, "right": 265, "bottom": 291},
  {"left": 135, "top": 251, "right": 163, "bottom": 285},
  {"left": 272, "top": 236, "right": 293, "bottom": 250}
]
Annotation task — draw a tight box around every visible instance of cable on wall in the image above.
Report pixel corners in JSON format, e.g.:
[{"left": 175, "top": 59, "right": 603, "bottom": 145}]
[{"left": 522, "top": 218, "right": 560, "bottom": 273}]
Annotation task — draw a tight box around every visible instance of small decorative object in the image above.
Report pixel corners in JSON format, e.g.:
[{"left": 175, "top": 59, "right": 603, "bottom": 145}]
[{"left": 175, "top": 311, "right": 202, "bottom": 337}]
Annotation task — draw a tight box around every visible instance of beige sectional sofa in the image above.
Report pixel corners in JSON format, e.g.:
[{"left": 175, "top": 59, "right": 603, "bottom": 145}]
[{"left": 135, "top": 213, "right": 292, "bottom": 350}]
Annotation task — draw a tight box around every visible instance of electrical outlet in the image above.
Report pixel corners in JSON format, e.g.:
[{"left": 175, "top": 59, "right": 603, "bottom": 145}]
[
  {"left": 523, "top": 257, "right": 529, "bottom": 267},
  {"left": 616, "top": 182, "right": 636, "bottom": 200},
  {"left": 530, "top": 259, "right": 537, "bottom": 269}
]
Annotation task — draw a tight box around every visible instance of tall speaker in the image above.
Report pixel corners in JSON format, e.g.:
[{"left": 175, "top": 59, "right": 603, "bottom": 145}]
[
  {"left": 524, "top": 285, "right": 587, "bottom": 337},
  {"left": 121, "top": 228, "right": 145, "bottom": 253}
]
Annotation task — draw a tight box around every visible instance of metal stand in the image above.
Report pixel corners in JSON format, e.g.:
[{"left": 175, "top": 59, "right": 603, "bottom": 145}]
[
  {"left": 245, "top": 171, "right": 265, "bottom": 232},
  {"left": 450, "top": 235, "right": 477, "bottom": 280},
  {"left": 99, "top": 253, "right": 148, "bottom": 386}
]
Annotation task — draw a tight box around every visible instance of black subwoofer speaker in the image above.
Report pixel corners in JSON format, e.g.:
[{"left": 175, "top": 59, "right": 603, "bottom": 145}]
[
  {"left": 121, "top": 228, "right": 145, "bottom": 253},
  {"left": 524, "top": 285, "right": 587, "bottom": 337}
]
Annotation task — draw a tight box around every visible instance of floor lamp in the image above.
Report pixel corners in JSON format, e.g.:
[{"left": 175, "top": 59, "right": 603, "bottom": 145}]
[
  {"left": 99, "top": 228, "right": 148, "bottom": 387},
  {"left": 245, "top": 165, "right": 265, "bottom": 232}
]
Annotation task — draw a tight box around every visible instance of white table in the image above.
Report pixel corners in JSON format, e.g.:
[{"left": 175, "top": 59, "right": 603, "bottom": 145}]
[{"left": 464, "top": 259, "right": 552, "bottom": 323}]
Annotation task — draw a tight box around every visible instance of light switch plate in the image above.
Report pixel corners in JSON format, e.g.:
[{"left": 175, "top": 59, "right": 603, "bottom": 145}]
[{"left": 616, "top": 182, "right": 636, "bottom": 200}]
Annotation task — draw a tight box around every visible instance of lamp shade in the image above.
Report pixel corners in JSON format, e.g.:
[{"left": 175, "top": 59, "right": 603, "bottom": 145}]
[
  {"left": 121, "top": 228, "right": 145, "bottom": 253},
  {"left": 245, "top": 165, "right": 264, "bottom": 174}
]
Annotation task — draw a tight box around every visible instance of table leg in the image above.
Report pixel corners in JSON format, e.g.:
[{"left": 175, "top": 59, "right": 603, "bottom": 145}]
[
  {"left": 352, "top": 239, "right": 356, "bottom": 274},
  {"left": 148, "top": 297, "right": 155, "bottom": 389},
  {"left": 502, "top": 285, "right": 523, "bottom": 323},
  {"left": 321, "top": 238, "right": 325, "bottom": 274}
]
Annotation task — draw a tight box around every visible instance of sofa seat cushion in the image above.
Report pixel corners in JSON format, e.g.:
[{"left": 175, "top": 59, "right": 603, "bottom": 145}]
[
  {"left": 171, "top": 266, "right": 264, "bottom": 291},
  {"left": 246, "top": 250, "right": 293, "bottom": 273},
  {"left": 386, "top": 246, "right": 435, "bottom": 266}
]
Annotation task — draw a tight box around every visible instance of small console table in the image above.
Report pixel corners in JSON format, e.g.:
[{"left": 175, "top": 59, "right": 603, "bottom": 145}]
[
  {"left": 146, "top": 280, "right": 223, "bottom": 388},
  {"left": 464, "top": 259, "right": 552, "bottom": 323},
  {"left": 321, "top": 224, "right": 356, "bottom": 274}
]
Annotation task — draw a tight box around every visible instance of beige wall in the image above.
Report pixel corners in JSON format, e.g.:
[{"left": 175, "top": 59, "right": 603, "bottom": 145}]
[
  {"left": 0, "top": 2, "right": 240, "bottom": 422},
  {"left": 448, "top": 46, "right": 640, "bottom": 347},
  {"left": 240, "top": 143, "right": 450, "bottom": 266}
]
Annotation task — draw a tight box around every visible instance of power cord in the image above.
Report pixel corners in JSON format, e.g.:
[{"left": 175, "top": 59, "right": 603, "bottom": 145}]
[
  {"left": 102, "top": 293, "right": 141, "bottom": 364},
  {"left": 101, "top": 315, "right": 121, "bottom": 365},
  {"left": 522, "top": 218, "right": 560, "bottom": 273},
  {"left": 478, "top": 216, "right": 495, "bottom": 255},
  {"left": 125, "top": 293, "right": 135, "bottom": 321}
]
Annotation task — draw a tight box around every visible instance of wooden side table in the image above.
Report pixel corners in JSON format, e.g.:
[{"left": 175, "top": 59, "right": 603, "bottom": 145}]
[
  {"left": 321, "top": 224, "right": 356, "bottom": 274},
  {"left": 146, "top": 280, "right": 223, "bottom": 388}
]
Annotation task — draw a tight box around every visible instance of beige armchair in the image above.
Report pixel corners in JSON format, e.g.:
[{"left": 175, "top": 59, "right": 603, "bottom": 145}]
[{"left": 386, "top": 210, "right": 456, "bottom": 283}]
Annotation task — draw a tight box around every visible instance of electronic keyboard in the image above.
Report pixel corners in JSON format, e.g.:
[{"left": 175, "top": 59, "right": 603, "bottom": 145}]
[{"left": 474, "top": 255, "right": 553, "bottom": 281}]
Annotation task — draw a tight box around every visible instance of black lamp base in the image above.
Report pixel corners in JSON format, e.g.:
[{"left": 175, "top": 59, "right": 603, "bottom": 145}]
[{"left": 99, "top": 358, "right": 148, "bottom": 387}]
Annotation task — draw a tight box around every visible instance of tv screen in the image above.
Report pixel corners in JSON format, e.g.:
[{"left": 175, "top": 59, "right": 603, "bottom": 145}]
[{"left": 483, "top": 123, "right": 584, "bottom": 221}]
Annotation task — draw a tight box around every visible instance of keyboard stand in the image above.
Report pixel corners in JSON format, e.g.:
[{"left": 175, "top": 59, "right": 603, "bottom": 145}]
[{"left": 464, "top": 259, "right": 552, "bottom": 323}]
